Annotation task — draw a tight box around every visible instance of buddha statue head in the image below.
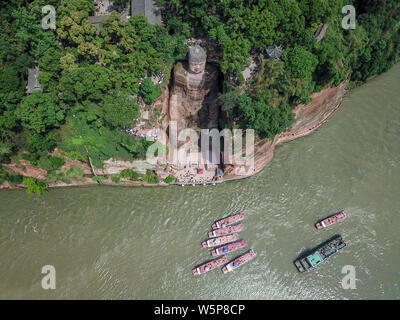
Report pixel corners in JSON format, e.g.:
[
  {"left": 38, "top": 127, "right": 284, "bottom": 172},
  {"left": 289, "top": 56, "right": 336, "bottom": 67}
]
[{"left": 188, "top": 45, "right": 207, "bottom": 74}]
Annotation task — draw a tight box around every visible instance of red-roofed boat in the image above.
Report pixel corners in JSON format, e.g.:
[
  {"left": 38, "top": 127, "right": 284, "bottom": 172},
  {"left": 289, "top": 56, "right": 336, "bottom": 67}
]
[
  {"left": 192, "top": 256, "right": 228, "bottom": 275},
  {"left": 211, "top": 240, "right": 247, "bottom": 257},
  {"left": 202, "top": 234, "right": 238, "bottom": 248},
  {"left": 212, "top": 212, "right": 245, "bottom": 230},
  {"left": 315, "top": 210, "right": 347, "bottom": 229},
  {"left": 208, "top": 223, "right": 243, "bottom": 237},
  {"left": 222, "top": 249, "right": 256, "bottom": 274}
]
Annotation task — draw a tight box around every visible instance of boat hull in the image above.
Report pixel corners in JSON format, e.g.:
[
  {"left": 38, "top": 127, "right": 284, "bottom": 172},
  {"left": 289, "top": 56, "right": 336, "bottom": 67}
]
[
  {"left": 192, "top": 256, "right": 228, "bottom": 275},
  {"left": 208, "top": 223, "right": 243, "bottom": 238},
  {"left": 315, "top": 210, "right": 347, "bottom": 229},
  {"left": 294, "top": 235, "right": 347, "bottom": 272},
  {"left": 212, "top": 212, "right": 245, "bottom": 230},
  {"left": 222, "top": 249, "right": 256, "bottom": 274},
  {"left": 202, "top": 234, "right": 238, "bottom": 248},
  {"left": 211, "top": 240, "right": 247, "bottom": 257}
]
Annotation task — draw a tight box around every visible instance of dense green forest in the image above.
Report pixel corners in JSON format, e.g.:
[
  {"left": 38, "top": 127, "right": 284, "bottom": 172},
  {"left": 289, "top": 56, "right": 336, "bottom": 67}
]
[
  {"left": 0, "top": 0, "right": 399, "bottom": 190},
  {"left": 159, "top": 0, "right": 400, "bottom": 137},
  {"left": 0, "top": 0, "right": 186, "bottom": 178}
]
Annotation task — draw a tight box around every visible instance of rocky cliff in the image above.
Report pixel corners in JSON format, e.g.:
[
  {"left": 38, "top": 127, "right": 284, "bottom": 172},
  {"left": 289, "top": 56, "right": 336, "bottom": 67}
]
[{"left": 224, "top": 79, "right": 349, "bottom": 180}]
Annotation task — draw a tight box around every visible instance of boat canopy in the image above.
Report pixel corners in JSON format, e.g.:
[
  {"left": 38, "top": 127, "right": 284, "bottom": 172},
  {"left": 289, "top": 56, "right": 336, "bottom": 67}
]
[{"left": 307, "top": 252, "right": 323, "bottom": 266}]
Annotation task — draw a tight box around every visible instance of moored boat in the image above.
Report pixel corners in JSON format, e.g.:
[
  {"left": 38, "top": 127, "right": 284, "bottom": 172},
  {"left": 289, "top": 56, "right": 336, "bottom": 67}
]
[
  {"left": 212, "top": 212, "right": 245, "bottom": 230},
  {"left": 315, "top": 210, "right": 347, "bottom": 229},
  {"left": 208, "top": 223, "right": 243, "bottom": 237},
  {"left": 211, "top": 240, "right": 247, "bottom": 257},
  {"left": 202, "top": 234, "right": 238, "bottom": 248},
  {"left": 222, "top": 249, "right": 256, "bottom": 274},
  {"left": 294, "top": 235, "right": 347, "bottom": 272},
  {"left": 192, "top": 256, "right": 228, "bottom": 275}
]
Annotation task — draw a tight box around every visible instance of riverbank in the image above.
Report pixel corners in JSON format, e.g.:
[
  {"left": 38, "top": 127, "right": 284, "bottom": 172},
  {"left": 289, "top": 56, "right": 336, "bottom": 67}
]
[
  {"left": 0, "top": 76, "right": 352, "bottom": 190},
  {"left": 0, "top": 78, "right": 349, "bottom": 190},
  {"left": 224, "top": 79, "right": 349, "bottom": 181}
]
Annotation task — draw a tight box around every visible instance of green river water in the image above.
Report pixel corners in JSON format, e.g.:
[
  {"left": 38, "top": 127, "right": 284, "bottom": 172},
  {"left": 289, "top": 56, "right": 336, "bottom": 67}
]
[{"left": 1, "top": 65, "right": 400, "bottom": 300}]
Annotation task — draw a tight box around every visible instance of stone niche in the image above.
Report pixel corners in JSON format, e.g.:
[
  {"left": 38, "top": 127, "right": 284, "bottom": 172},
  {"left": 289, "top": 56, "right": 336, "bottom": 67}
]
[{"left": 168, "top": 45, "right": 220, "bottom": 133}]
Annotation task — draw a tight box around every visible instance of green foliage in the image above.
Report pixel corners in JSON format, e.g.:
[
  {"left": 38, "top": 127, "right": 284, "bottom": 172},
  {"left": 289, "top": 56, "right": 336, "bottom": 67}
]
[
  {"left": 164, "top": 175, "right": 175, "bottom": 184},
  {"left": 91, "top": 175, "right": 105, "bottom": 184},
  {"left": 64, "top": 151, "right": 87, "bottom": 162},
  {"left": 6, "top": 173, "right": 24, "bottom": 185},
  {"left": 120, "top": 168, "right": 140, "bottom": 181},
  {"left": 158, "top": 0, "right": 400, "bottom": 140},
  {"left": 26, "top": 131, "right": 58, "bottom": 155},
  {"left": 60, "top": 106, "right": 153, "bottom": 165},
  {"left": 17, "top": 92, "right": 64, "bottom": 134},
  {"left": 49, "top": 156, "right": 65, "bottom": 170},
  {"left": 143, "top": 170, "right": 159, "bottom": 184},
  {"left": 58, "top": 65, "right": 112, "bottom": 103},
  {"left": 141, "top": 78, "right": 162, "bottom": 105},
  {"left": 23, "top": 177, "right": 49, "bottom": 195},
  {"left": 102, "top": 91, "right": 140, "bottom": 129},
  {"left": 66, "top": 166, "right": 84, "bottom": 177},
  {"left": 111, "top": 174, "right": 121, "bottom": 183},
  {"left": 349, "top": 0, "right": 400, "bottom": 82},
  {"left": 222, "top": 92, "right": 294, "bottom": 138},
  {"left": 283, "top": 46, "right": 318, "bottom": 80},
  {"left": 21, "top": 153, "right": 41, "bottom": 166}
]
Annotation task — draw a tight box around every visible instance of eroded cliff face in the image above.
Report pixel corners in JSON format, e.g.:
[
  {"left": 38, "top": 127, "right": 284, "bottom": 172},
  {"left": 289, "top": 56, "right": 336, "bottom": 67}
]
[{"left": 224, "top": 79, "right": 349, "bottom": 180}]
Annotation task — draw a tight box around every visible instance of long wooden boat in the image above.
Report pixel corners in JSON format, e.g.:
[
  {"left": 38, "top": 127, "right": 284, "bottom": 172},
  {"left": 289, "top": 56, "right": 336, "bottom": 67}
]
[
  {"left": 201, "top": 234, "right": 238, "bottom": 248},
  {"left": 192, "top": 256, "right": 228, "bottom": 275},
  {"left": 212, "top": 212, "right": 245, "bottom": 230},
  {"left": 208, "top": 223, "right": 243, "bottom": 238},
  {"left": 210, "top": 240, "right": 247, "bottom": 257},
  {"left": 315, "top": 210, "right": 347, "bottom": 229},
  {"left": 222, "top": 249, "right": 256, "bottom": 274}
]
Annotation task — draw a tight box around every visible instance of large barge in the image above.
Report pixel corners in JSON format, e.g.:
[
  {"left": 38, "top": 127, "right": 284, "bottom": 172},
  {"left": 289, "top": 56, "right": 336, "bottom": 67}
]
[{"left": 294, "top": 235, "right": 347, "bottom": 272}]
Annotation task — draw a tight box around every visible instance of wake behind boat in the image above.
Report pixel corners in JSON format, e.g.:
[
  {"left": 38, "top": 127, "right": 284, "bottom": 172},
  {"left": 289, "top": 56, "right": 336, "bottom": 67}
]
[
  {"left": 202, "top": 234, "right": 238, "bottom": 248},
  {"left": 208, "top": 223, "right": 243, "bottom": 237},
  {"left": 212, "top": 212, "right": 245, "bottom": 230},
  {"left": 222, "top": 249, "right": 256, "bottom": 274},
  {"left": 315, "top": 210, "right": 347, "bottom": 229},
  {"left": 192, "top": 256, "right": 228, "bottom": 275},
  {"left": 210, "top": 240, "right": 247, "bottom": 257}
]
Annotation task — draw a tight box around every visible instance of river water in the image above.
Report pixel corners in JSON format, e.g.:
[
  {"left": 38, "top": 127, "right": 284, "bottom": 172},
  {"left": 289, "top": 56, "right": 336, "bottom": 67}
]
[{"left": 1, "top": 65, "right": 400, "bottom": 300}]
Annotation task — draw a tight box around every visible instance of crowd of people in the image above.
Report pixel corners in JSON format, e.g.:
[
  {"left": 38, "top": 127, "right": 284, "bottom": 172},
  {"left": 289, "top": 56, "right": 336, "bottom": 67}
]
[
  {"left": 123, "top": 126, "right": 159, "bottom": 141},
  {"left": 94, "top": 0, "right": 124, "bottom": 16},
  {"left": 175, "top": 167, "right": 220, "bottom": 185},
  {"left": 185, "top": 38, "right": 220, "bottom": 48},
  {"left": 152, "top": 71, "right": 165, "bottom": 85}
]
